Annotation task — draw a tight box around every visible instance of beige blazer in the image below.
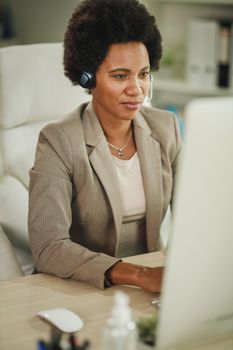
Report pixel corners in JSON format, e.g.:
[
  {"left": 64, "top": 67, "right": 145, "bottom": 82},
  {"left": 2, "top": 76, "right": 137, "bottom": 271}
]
[{"left": 28, "top": 102, "right": 182, "bottom": 289}]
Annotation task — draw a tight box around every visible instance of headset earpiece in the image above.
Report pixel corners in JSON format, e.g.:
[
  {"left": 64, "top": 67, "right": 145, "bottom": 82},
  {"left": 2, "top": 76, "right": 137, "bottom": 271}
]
[
  {"left": 79, "top": 71, "right": 95, "bottom": 89},
  {"left": 147, "top": 74, "right": 153, "bottom": 102}
]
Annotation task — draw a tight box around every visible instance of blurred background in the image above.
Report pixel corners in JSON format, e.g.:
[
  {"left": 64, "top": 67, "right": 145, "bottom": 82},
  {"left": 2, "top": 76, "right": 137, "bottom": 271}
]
[
  {"left": 0, "top": 0, "right": 233, "bottom": 278},
  {"left": 0, "top": 0, "right": 233, "bottom": 119}
]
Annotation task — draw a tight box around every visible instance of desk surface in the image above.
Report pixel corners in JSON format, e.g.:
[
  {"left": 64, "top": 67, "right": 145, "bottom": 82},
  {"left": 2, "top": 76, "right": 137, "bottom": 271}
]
[
  {"left": 0, "top": 252, "right": 164, "bottom": 350},
  {"left": 0, "top": 252, "right": 232, "bottom": 350}
]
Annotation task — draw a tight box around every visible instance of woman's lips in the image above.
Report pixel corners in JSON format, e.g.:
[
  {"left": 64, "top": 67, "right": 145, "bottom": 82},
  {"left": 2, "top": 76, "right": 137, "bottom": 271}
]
[{"left": 121, "top": 101, "right": 142, "bottom": 110}]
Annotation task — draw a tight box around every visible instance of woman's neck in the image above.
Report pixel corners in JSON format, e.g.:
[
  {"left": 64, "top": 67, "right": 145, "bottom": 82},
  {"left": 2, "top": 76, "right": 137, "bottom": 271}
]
[
  {"left": 102, "top": 121, "right": 132, "bottom": 142},
  {"left": 92, "top": 103, "right": 133, "bottom": 141}
]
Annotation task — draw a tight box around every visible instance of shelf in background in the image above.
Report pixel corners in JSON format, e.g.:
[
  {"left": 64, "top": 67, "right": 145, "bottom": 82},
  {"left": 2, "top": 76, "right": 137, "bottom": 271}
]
[
  {"left": 0, "top": 38, "right": 19, "bottom": 48},
  {"left": 154, "top": 0, "right": 233, "bottom": 5},
  {"left": 155, "top": 79, "right": 233, "bottom": 97}
]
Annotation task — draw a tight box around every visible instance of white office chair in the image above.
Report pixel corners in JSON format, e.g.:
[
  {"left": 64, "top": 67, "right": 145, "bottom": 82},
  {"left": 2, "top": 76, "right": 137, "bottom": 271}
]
[
  {"left": 0, "top": 43, "right": 90, "bottom": 275},
  {"left": 0, "top": 224, "right": 23, "bottom": 280}
]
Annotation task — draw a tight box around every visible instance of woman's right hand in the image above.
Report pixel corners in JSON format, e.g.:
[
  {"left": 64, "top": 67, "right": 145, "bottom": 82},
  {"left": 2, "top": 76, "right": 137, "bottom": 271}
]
[
  {"left": 136, "top": 265, "right": 164, "bottom": 293},
  {"left": 105, "top": 261, "right": 164, "bottom": 293}
]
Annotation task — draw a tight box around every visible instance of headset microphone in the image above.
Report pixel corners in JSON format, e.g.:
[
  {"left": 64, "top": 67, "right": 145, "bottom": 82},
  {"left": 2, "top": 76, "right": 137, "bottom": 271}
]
[
  {"left": 147, "top": 74, "right": 153, "bottom": 102},
  {"left": 79, "top": 71, "right": 95, "bottom": 89}
]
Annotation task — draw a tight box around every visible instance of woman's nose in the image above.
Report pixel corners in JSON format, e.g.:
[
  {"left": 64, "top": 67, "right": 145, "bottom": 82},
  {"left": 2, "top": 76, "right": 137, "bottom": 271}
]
[{"left": 125, "top": 78, "right": 142, "bottom": 96}]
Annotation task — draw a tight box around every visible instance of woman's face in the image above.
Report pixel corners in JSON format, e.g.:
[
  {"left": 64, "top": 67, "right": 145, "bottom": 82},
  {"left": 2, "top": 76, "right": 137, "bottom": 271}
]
[{"left": 92, "top": 42, "right": 151, "bottom": 125}]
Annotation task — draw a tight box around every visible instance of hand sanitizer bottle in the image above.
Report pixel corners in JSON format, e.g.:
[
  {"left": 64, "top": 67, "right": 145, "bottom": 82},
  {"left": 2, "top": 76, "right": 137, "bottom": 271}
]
[{"left": 102, "top": 291, "right": 137, "bottom": 350}]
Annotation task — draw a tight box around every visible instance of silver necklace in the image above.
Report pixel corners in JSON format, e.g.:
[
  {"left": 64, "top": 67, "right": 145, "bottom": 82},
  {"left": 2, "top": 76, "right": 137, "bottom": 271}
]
[{"left": 107, "top": 130, "right": 133, "bottom": 157}]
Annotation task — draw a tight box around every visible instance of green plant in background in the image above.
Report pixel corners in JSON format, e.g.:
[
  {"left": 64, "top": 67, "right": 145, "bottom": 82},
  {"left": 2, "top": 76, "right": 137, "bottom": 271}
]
[
  {"left": 160, "top": 44, "right": 186, "bottom": 79},
  {"left": 161, "top": 48, "right": 174, "bottom": 67},
  {"left": 159, "top": 48, "right": 175, "bottom": 79},
  {"left": 137, "top": 313, "right": 158, "bottom": 347}
]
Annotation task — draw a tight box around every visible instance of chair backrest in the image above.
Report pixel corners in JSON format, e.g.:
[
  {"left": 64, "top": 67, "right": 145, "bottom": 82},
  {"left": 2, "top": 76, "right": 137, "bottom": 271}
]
[
  {"left": 0, "top": 43, "right": 90, "bottom": 274},
  {"left": 0, "top": 225, "right": 23, "bottom": 280},
  {"left": 0, "top": 42, "right": 91, "bottom": 186}
]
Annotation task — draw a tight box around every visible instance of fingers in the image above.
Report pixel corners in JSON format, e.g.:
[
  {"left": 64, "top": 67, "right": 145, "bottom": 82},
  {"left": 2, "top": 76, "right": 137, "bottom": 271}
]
[
  {"left": 138, "top": 266, "right": 164, "bottom": 293},
  {"left": 105, "top": 262, "right": 164, "bottom": 293}
]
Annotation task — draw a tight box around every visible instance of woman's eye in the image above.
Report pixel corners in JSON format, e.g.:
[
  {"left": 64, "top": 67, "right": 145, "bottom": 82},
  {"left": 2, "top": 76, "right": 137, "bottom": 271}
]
[
  {"left": 139, "top": 72, "right": 150, "bottom": 79},
  {"left": 112, "top": 74, "right": 128, "bottom": 79}
]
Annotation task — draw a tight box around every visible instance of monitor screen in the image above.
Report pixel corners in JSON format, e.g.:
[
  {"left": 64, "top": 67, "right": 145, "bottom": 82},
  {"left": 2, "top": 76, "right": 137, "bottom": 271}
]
[{"left": 156, "top": 97, "right": 233, "bottom": 350}]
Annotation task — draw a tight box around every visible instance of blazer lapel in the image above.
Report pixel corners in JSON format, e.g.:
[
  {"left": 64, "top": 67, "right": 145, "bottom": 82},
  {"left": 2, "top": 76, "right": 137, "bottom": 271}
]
[
  {"left": 82, "top": 103, "right": 123, "bottom": 239},
  {"left": 133, "top": 113, "right": 163, "bottom": 251},
  {"left": 82, "top": 103, "right": 162, "bottom": 252}
]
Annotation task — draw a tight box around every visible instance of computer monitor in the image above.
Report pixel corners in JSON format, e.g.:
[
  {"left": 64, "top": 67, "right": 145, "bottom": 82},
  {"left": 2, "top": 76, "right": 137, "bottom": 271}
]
[{"left": 156, "top": 97, "right": 233, "bottom": 349}]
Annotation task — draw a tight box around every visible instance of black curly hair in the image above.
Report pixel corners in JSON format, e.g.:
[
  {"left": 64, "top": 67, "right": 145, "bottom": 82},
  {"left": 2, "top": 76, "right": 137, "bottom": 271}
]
[{"left": 64, "top": 0, "right": 162, "bottom": 86}]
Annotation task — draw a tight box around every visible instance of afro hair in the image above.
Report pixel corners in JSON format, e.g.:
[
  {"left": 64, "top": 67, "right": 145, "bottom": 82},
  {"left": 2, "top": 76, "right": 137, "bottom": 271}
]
[{"left": 64, "top": 0, "right": 162, "bottom": 86}]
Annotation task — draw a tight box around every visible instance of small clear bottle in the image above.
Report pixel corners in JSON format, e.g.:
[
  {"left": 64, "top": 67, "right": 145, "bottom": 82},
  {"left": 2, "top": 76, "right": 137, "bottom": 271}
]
[{"left": 102, "top": 291, "right": 138, "bottom": 350}]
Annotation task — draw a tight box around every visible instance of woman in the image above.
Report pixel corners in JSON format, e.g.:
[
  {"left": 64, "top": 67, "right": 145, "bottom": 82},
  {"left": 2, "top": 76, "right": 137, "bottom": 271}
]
[{"left": 28, "top": 0, "right": 182, "bottom": 291}]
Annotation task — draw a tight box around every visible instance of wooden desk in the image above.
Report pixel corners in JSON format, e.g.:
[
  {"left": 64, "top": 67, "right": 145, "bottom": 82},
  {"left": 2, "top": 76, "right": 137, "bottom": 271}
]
[
  {"left": 1, "top": 252, "right": 232, "bottom": 350},
  {"left": 0, "top": 252, "right": 164, "bottom": 350}
]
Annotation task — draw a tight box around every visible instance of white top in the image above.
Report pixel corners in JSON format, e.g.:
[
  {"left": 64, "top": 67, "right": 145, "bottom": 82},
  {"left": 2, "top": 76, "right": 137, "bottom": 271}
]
[
  {"left": 112, "top": 153, "right": 146, "bottom": 218},
  {"left": 112, "top": 152, "right": 147, "bottom": 258},
  {"left": 116, "top": 216, "right": 147, "bottom": 258}
]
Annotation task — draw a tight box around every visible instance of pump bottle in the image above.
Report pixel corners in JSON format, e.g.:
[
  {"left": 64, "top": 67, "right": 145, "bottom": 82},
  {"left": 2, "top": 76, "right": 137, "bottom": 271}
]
[{"left": 102, "top": 291, "right": 138, "bottom": 350}]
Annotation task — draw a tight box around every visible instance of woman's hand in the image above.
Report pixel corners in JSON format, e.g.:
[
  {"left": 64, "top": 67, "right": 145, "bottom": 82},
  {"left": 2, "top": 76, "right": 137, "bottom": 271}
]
[
  {"left": 136, "top": 265, "right": 164, "bottom": 293},
  {"left": 105, "top": 261, "right": 164, "bottom": 293}
]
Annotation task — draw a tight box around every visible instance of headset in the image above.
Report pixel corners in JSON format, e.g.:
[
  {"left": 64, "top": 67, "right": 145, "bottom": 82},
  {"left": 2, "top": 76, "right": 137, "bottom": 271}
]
[
  {"left": 79, "top": 71, "right": 96, "bottom": 89},
  {"left": 147, "top": 74, "right": 154, "bottom": 102},
  {"left": 79, "top": 71, "right": 153, "bottom": 102}
]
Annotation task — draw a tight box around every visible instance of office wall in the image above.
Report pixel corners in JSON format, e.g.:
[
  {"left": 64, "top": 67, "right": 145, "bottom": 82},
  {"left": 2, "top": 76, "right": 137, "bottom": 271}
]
[
  {"left": 1, "top": 0, "right": 233, "bottom": 47},
  {"left": 1, "top": 0, "right": 82, "bottom": 44}
]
